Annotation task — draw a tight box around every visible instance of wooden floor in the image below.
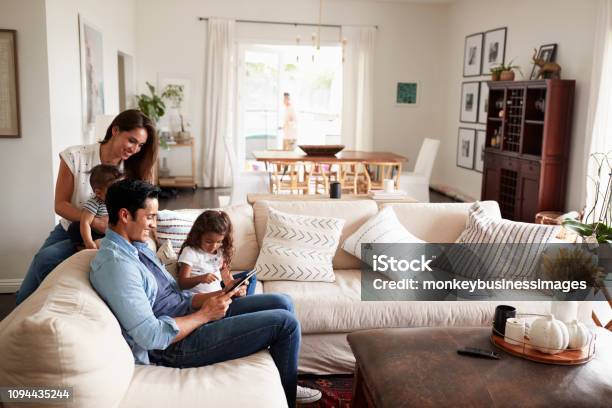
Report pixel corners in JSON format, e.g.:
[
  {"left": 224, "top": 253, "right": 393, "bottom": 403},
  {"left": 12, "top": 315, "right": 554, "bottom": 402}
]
[{"left": 0, "top": 187, "right": 457, "bottom": 321}]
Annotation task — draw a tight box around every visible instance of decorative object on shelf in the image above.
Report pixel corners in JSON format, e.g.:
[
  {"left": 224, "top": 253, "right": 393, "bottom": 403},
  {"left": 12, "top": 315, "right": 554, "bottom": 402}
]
[
  {"left": 463, "top": 32, "right": 483, "bottom": 77},
  {"left": 79, "top": 16, "right": 105, "bottom": 143},
  {"left": 477, "top": 81, "right": 489, "bottom": 124},
  {"left": 567, "top": 320, "right": 591, "bottom": 349},
  {"left": 504, "top": 317, "right": 525, "bottom": 346},
  {"left": 396, "top": 82, "right": 418, "bottom": 105},
  {"left": 460, "top": 82, "right": 479, "bottom": 123},
  {"left": 158, "top": 73, "right": 194, "bottom": 141},
  {"left": 491, "top": 59, "right": 522, "bottom": 81},
  {"left": 562, "top": 152, "right": 612, "bottom": 244},
  {"left": 529, "top": 314, "right": 569, "bottom": 355},
  {"left": 456, "top": 128, "right": 476, "bottom": 169},
  {"left": 482, "top": 27, "right": 507, "bottom": 74},
  {"left": 298, "top": 144, "right": 345, "bottom": 156},
  {"left": 0, "top": 29, "right": 20, "bottom": 138},
  {"left": 474, "top": 130, "right": 486, "bottom": 172},
  {"left": 530, "top": 44, "right": 559, "bottom": 79},
  {"left": 159, "top": 157, "right": 171, "bottom": 178}
]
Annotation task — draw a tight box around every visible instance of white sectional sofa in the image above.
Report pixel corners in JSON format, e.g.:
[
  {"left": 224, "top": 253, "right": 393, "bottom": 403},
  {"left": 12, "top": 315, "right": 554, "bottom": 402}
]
[{"left": 0, "top": 199, "right": 592, "bottom": 407}]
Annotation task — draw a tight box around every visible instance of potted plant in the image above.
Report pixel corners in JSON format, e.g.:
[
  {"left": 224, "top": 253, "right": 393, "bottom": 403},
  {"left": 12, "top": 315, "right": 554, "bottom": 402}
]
[
  {"left": 162, "top": 84, "right": 191, "bottom": 142},
  {"left": 491, "top": 59, "right": 522, "bottom": 81},
  {"left": 136, "top": 82, "right": 167, "bottom": 147}
]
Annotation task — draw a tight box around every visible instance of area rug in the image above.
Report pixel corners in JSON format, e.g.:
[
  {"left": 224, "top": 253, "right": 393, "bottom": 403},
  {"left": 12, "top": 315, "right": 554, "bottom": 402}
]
[{"left": 298, "top": 375, "right": 354, "bottom": 407}]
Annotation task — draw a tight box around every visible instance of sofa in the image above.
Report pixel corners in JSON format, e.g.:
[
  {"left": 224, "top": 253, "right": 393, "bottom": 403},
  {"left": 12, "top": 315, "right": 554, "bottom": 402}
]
[{"left": 0, "top": 199, "right": 593, "bottom": 407}]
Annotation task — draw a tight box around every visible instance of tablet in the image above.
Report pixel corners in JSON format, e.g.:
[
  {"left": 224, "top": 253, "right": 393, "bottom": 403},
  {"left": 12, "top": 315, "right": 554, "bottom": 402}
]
[{"left": 223, "top": 270, "right": 256, "bottom": 294}]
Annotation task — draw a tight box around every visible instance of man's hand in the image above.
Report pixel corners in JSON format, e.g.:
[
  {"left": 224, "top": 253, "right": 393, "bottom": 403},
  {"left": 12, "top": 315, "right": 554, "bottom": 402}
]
[
  {"left": 91, "top": 216, "right": 108, "bottom": 234},
  {"left": 200, "top": 273, "right": 219, "bottom": 284},
  {"left": 224, "top": 278, "right": 248, "bottom": 298},
  {"left": 197, "top": 292, "right": 233, "bottom": 323}
]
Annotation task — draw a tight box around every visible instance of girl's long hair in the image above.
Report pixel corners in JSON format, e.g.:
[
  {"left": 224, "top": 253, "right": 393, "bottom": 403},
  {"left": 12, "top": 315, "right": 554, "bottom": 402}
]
[
  {"left": 100, "top": 109, "right": 158, "bottom": 182},
  {"left": 179, "top": 210, "right": 234, "bottom": 267}
]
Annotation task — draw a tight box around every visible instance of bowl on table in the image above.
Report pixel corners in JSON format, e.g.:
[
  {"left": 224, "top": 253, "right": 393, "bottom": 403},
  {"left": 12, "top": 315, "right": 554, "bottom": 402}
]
[{"left": 298, "top": 145, "right": 345, "bottom": 156}]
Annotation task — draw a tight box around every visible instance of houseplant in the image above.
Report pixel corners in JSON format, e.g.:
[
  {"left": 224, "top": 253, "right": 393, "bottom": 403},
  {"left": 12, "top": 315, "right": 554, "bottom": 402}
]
[
  {"left": 136, "top": 81, "right": 167, "bottom": 149},
  {"left": 491, "top": 59, "right": 522, "bottom": 81},
  {"left": 161, "top": 84, "right": 190, "bottom": 142}
]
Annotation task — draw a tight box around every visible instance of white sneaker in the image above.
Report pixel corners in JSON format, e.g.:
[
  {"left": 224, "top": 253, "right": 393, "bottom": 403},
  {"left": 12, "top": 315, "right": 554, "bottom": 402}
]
[{"left": 296, "top": 385, "right": 322, "bottom": 404}]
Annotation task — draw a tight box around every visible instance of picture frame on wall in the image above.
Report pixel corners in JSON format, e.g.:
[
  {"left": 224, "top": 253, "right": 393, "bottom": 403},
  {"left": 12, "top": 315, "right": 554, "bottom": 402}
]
[
  {"left": 474, "top": 130, "right": 486, "bottom": 172},
  {"left": 79, "top": 15, "right": 105, "bottom": 143},
  {"left": 463, "top": 33, "right": 483, "bottom": 77},
  {"left": 530, "top": 43, "right": 558, "bottom": 79},
  {"left": 460, "top": 82, "right": 480, "bottom": 123},
  {"left": 482, "top": 27, "right": 507, "bottom": 74},
  {"left": 0, "top": 29, "right": 20, "bottom": 138},
  {"left": 457, "top": 128, "right": 476, "bottom": 169},
  {"left": 396, "top": 82, "right": 419, "bottom": 106},
  {"left": 477, "top": 81, "right": 489, "bottom": 124},
  {"left": 157, "top": 73, "right": 195, "bottom": 133}
]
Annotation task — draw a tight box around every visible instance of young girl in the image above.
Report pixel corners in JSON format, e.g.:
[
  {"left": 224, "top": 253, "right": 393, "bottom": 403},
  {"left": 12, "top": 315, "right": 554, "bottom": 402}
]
[{"left": 178, "top": 210, "right": 256, "bottom": 296}]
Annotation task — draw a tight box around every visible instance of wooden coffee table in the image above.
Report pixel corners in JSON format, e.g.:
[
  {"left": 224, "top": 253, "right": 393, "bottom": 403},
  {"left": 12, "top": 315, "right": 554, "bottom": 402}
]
[{"left": 347, "top": 327, "right": 612, "bottom": 408}]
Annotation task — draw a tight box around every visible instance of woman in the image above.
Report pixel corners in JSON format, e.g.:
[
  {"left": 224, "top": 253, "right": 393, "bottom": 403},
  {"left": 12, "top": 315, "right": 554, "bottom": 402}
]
[{"left": 16, "top": 109, "right": 158, "bottom": 304}]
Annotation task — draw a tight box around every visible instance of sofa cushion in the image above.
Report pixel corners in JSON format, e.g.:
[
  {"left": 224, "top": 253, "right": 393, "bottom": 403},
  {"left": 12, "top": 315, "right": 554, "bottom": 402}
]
[
  {"left": 342, "top": 206, "right": 425, "bottom": 259},
  {"left": 0, "top": 251, "right": 134, "bottom": 408},
  {"left": 120, "top": 351, "right": 287, "bottom": 408},
  {"left": 382, "top": 201, "right": 501, "bottom": 243},
  {"left": 253, "top": 200, "right": 379, "bottom": 269},
  {"left": 255, "top": 208, "right": 345, "bottom": 282},
  {"left": 262, "top": 269, "right": 592, "bottom": 334},
  {"left": 155, "top": 204, "right": 259, "bottom": 271}
]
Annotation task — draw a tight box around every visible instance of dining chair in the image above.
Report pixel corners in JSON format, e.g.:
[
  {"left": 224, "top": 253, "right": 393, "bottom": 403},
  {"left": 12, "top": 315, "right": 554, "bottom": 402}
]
[
  {"left": 338, "top": 162, "right": 370, "bottom": 194},
  {"left": 271, "top": 161, "right": 310, "bottom": 194},
  {"left": 399, "top": 138, "right": 440, "bottom": 202},
  {"left": 366, "top": 162, "right": 402, "bottom": 190}
]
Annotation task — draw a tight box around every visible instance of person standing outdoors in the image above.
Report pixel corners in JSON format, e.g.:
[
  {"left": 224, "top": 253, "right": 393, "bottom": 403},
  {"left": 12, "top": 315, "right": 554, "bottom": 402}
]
[{"left": 282, "top": 92, "right": 298, "bottom": 151}]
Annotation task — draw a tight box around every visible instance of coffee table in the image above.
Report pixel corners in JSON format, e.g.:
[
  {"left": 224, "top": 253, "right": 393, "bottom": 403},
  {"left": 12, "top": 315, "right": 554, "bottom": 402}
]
[{"left": 347, "top": 327, "right": 612, "bottom": 408}]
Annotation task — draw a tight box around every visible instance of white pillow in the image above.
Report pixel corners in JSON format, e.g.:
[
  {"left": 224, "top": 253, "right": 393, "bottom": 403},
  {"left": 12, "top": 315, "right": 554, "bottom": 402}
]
[
  {"left": 157, "top": 239, "right": 179, "bottom": 278},
  {"left": 342, "top": 206, "right": 425, "bottom": 260},
  {"left": 254, "top": 208, "right": 345, "bottom": 282}
]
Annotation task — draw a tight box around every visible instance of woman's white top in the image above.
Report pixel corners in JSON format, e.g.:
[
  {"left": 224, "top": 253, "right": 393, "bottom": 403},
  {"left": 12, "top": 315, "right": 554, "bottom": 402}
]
[
  {"left": 58, "top": 143, "right": 122, "bottom": 230},
  {"left": 178, "top": 246, "right": 224, "bottom": 294}
]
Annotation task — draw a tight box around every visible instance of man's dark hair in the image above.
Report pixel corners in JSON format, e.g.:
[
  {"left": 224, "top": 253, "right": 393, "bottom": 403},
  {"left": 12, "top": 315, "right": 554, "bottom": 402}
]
[
  {"left": 89, "top": 164, "right": 123, "bottom": 190},
  {"left": 283, "top": 92, "right": 290, "bottom": 98},
  {"left": 105, "top": 179, "right": 160, "bottom": 225}
]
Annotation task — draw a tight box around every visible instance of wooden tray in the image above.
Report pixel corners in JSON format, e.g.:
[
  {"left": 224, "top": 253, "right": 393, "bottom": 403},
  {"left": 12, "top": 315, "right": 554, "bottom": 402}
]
[
  {"left": 298, "top": 144, "right": 345, "bottom": 156},
  {"left": 490, "top": 333, "right": 595, "bottom": 365}
]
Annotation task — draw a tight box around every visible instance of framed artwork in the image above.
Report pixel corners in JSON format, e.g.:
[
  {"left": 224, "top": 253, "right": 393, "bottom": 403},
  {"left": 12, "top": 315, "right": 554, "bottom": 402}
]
[
  {"left": 477, "top": 81, "right": 489, "bottom": 124},
  {"left": 157, "top": 73, "right": 195, "bottom": 133},
  {"left": 482, "top": 27, "right": 507, "bottom": 74},
  {"left": 79, "top": 15, "right": 105, "bottom": 142},
  {"left": 396, "top": 82, "right": 419, "bottom": 106},
  {"left": 463, "top": 33, "right": 483, "bottom": 77},
  {"left": 0, "top": 30, "right": 20, "bottom": 138},
  {"left": 530, "top": 43, "right": 558, "bottom": 79},
  {"left": 457, "top": 128, "right": 476, "bottom": 169},
  {"left": 474, "top": 130, "right": 486, "bottom": 172},
  {"left": 460, "top": 82, "right": 480, "bottom": 123}
]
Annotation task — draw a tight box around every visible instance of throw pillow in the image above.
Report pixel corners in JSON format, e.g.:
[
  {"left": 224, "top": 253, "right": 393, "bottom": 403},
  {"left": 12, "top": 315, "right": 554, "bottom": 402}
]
[
  {"left": 157, "top": 239, "right": 179, "bottom": 278},
  {"left": 254, "top": 208, "right": 345, "bottom": 282},
  {"left": 443, "top": 202, "right": 559, "bottom": 280},
  {"left": 155, "top": 210, "right": 198, "bottom": 255},
  {"left": 342, "top": 206, "right": 425, "bottom": 260}
]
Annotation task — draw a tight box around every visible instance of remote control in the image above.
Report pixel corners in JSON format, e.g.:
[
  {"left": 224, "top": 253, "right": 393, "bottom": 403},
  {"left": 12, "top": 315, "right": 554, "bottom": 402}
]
[{"left": 457, "top": 347, "right": 500, "bottom": 359}]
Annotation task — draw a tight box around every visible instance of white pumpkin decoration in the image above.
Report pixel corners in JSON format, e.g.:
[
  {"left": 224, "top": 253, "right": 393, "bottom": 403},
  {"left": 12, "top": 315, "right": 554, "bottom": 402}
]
[
  {"left": 566, "top": 320, "right": 590, "bottom": 349},
  {"left": 529, "top": 314, "right": 569, "bottom": 354}
]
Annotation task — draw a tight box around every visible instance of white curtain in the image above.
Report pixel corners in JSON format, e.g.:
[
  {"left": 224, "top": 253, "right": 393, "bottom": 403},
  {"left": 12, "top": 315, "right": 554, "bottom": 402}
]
[
  {"left": 341, "top": 26, "right": 376, "bottom": 151},
  {"left": 202, "top": 18, "right": 235, "bottom": 187},
  {"left": 584, "top": 0, "right": 612, "bottom": 221}
]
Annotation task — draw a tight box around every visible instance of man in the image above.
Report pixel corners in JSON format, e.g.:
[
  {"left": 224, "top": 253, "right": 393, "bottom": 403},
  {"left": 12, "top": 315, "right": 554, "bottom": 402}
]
[
  {"left": 90, "top": 179, "right": 321, "bottom": 406},
  {"left": 282, "top": 92, "right": 297, "bottom": 151}
]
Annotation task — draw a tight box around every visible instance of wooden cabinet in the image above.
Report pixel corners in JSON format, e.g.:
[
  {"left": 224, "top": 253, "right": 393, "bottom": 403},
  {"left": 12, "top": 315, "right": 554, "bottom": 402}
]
[{"left": 481, "top": 79, "right": 574, "bottom": 222}]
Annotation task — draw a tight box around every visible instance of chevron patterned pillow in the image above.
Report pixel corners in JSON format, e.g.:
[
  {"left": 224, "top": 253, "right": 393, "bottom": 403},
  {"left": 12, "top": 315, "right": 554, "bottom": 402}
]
[{"left": 255, "top": 208, "right": 345, "bottom": 281}]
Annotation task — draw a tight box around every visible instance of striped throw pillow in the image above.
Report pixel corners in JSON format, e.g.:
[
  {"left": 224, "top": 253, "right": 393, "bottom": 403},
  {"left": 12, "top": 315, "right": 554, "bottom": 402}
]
[
  {"left": 155, "top": 210, "right": 198, "bottom": 255},
  {"left": 255, "top": 208, "right": 345, "bottom": 282},
  {"left": 445, "top": 202, "right": 559, "bottom": 279}
]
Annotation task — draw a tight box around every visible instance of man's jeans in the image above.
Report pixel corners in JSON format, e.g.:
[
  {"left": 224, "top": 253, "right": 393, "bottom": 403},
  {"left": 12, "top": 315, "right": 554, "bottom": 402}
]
[
  {"left": 17, "top": 224, "right": 77, "bottom": 304},
  {"left": 149, "top": 293, "right": 300, "bottom": 408}
]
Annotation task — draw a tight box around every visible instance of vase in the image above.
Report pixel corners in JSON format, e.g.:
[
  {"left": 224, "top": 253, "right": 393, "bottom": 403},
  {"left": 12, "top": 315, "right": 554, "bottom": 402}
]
[
  {"left": 550, "top": 301, "right": 578, "bottom": 323},
  {"left": 500, "top": 70, "right": 515, "bottom": 81},
  {"left": 159, "top": 157, "right": 171, "bottom": 178},
  {"left": 491, "top": 72, "right": 501, "bottom": 81}
]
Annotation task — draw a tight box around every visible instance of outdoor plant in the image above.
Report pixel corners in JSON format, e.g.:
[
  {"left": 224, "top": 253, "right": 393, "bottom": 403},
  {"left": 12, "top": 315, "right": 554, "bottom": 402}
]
[{"left": 563, "top": 152, "right": 612, "bottom": 243}]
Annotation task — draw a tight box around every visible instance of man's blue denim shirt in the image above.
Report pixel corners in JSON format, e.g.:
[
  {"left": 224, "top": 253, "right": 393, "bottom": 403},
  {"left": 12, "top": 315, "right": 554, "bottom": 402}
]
[{"left": 90, "top": 228, "right": 193, "bottom": 364}]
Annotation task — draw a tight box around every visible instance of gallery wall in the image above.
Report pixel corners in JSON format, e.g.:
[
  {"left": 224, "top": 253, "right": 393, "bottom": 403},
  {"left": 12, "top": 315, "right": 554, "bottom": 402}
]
[
  {"left": 432, "top": 0, "right": 599, "bottom": 211},
  {"left": 134, "top": 0, "right": 450, "bottom": 184}
]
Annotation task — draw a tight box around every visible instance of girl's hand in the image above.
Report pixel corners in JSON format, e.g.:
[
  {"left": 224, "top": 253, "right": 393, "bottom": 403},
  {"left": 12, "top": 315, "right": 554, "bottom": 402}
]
[
  {"left": 225, "top": 278, "right": 248, "bottom": 298},
  {"left": 200, "top": 273, "right": 219, "bottom": 284}
]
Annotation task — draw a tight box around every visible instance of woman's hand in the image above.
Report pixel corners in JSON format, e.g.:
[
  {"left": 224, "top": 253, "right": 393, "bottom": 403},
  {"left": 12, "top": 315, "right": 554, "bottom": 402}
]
[{"left": 200, "top": 273, "right": 219, "bottom": 284}]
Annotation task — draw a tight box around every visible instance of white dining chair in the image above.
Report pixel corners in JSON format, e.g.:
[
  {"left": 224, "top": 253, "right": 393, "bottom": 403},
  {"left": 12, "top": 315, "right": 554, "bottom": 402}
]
[{"left": 399, "top": 138, "right": 440, "bottom": 202}]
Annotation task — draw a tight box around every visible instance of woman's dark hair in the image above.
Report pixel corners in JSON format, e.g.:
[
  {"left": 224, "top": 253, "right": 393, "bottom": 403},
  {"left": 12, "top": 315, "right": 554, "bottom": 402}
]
[
  {"left": 100, "top": 109, "right": 158, "bottom": 181},
  {"left": 179, "top": 210, "right": 234, "bottom": 267},
  {"left": 106, "top": 179, "right": 160, "bottom": 225}
]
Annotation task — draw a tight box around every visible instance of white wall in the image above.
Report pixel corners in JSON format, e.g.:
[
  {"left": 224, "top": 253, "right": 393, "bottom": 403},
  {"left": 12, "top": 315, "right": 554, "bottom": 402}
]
[
  {"left": 134, "top": 0, "right": 450, "bottom": 184},
  {"left": 45, "top": 0, "right": 137, "bottom": 181},
  {"left": 433, "top": 0, "right": 598, "bottom": 210},
  {"left": 0, "top": 0, "right": 55, "bottom": 285}
]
